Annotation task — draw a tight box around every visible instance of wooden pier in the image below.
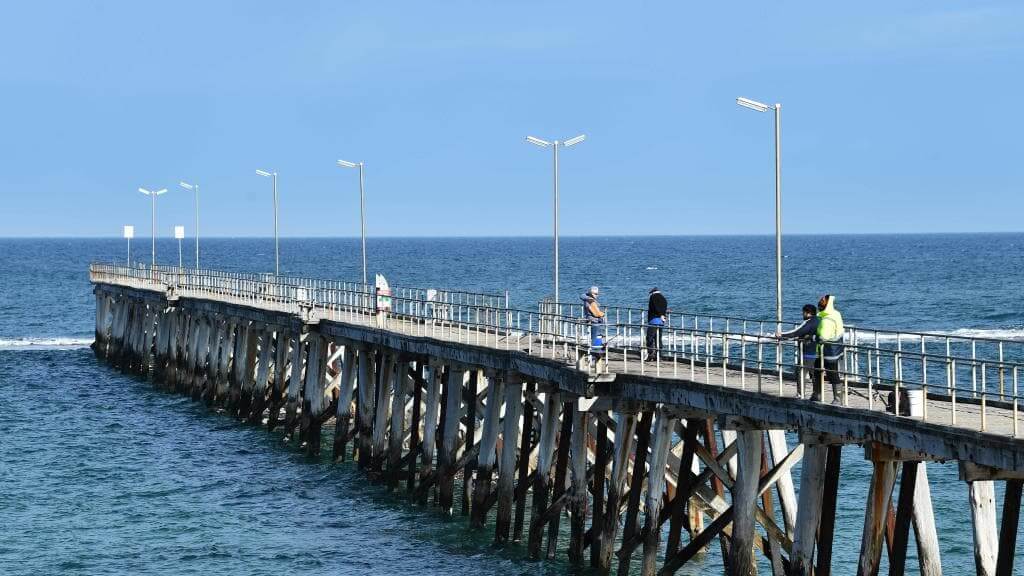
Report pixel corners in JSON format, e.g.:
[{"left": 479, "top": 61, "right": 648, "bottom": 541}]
[{"left": 89, "top": 263, "right": 1023, "bottom": 576}]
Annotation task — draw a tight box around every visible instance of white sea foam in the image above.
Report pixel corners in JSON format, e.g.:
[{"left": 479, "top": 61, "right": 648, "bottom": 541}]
[
  {"left": 853, "top": 328, "right": 1024, "bottom": 343},
  {"left": 0, "top": 337, "right": 93, "bottom": 351}
]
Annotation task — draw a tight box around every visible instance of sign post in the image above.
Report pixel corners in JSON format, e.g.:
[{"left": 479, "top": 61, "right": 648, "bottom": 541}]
[{"left": 123, "top": 225, "right": 135, "bottom": 266}]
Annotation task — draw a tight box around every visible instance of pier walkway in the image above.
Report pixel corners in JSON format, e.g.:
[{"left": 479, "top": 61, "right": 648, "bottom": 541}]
[{"left": 89, "top": 263, "right": 1024, "bottom": 576}]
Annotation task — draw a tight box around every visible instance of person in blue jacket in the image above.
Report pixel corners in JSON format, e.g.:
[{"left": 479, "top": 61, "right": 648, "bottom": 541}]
[{"left": 778, "top": 304, "right": 821, "bottom": 399}]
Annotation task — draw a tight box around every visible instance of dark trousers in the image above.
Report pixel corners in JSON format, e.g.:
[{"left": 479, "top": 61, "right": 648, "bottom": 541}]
[
  {"left": 645, "top": 324, "right": 662, "bottom": 355},
  {"left": 813, "top": 356, "right": 842, "bottom": 401}
]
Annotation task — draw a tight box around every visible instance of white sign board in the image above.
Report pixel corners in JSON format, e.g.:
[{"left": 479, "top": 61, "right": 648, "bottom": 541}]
[
  {"left": 174, "top": 225, "right": 185, "bottom": 239},
  {"left": 123, "top": 225, "right": 135, "bottom": 239}
]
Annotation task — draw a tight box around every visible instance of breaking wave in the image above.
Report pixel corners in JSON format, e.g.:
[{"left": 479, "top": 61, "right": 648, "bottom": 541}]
[{"left": 0, "top": 337, "right": 93, "bottom": 351}]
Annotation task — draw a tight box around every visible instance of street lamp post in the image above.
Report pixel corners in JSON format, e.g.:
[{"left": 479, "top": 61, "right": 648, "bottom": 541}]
[
  {"left": 525, "top": 134, "right": 585, "bottom": 312},
  {"left": 174, "top": 225, "right": 185, "bottom": 269},
  {"left": 737, "top": 97, "right": 783, "bottom": 324},
  {"left": 256, "top": 170, "right": 279, "bottom": 275},
  {"left": 179, "top": 181, "right": 200, "bottom": 269},
  {"left": 123, "top": 225, "right": 134, "bottom": 266},
  {"left": 337, "top": 160, "right": 368, "bottom": 286},
  {"left": 138, "top": 187, "right": 168, "bottom": 267}
]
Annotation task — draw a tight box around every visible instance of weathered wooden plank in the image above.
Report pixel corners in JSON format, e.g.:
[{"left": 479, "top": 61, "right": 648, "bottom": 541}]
[
  {"left": 462, "top": 369, "right": 480, "bottom": 515},
  {"left": 439, "top": 365, "right": 464, "bottom": 513},
  {"left": 591, "top": 417, "right": 609, "bottom": 569},
  {"left": 545, "top": 399, "right": 574, "bottom": 559},
  {"left": 472, "top": 370, "right": 503, "bottom": 527},
  {"left": 858, "top": 459, "right": 899, "bottom": 576},
  {"left": 618, "top": 410, "right": 655, "bottom": 576},
  {"left": 597, "top": 412, "right": 637, "bottom": 574},
  {"left": 890, "top": 461, "right": 920, "bottom": 576},
  {"left": 528, "top": 389, "right": 561, "bottom": 559},
  {"left": 372, "top": 352, "right": 395, "bottom": 475},
  {"left": 332, "top": 344, "right": 357, "bottom": 461},
  {"left": 792, "top": 443, "right": 827, "bottom": 576},
  {"left": 641, "top": 409, "right": 675, "bottom": 576},
  {"left": 495, "top": 374, "right": 523, "bottom": 543},
  {"left": 419, "top": 361, "right": 442, "bottom": 502},
  {"left": 911, "top": 462, "right": 943, "bottom": 576},
  {"left": 729, "top": 428, "right": 763, "bottom": 576},
  {"left": 971, "top": 480, "right": 999, "bottom": 576},
  {"left": 666, "top": 418, "right": 699, "bottom": 558},
  {"left": 513, "top": 382, "right": 537, "bottom": 542},
  {"left": 387, "top": 356, "right": 408, "bottom": 487},
  {"left": 816, "top": 444, "right": 843, "bottom": 576},
  {"left": 996, "top": 479, "right": 1022, "bottom": 576}
]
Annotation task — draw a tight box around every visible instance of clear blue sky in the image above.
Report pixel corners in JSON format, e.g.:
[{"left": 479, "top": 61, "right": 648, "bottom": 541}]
[{"left": 1, "top": 2, "right": 1021, "bottom": 237}]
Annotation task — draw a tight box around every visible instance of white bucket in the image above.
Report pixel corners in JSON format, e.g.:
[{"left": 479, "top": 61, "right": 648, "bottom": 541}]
[{"left": 906, "top": 389, "right": 924, "bottom": 418}]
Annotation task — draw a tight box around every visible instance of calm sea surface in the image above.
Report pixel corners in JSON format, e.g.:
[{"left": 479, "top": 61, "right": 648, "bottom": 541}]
[{"left": 1, "top": 235, "right": 1022, "bottom": 575}]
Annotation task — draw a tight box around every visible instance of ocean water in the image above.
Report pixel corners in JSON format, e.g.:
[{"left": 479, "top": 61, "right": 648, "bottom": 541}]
[{"left": 1, "top": 235, "right": 1022, "bottom": 575}]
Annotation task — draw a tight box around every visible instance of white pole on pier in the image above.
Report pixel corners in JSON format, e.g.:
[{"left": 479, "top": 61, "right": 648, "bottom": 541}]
[
  {"left": 256, "top": 170, "right": 279, "bottom": 275},
  {"left": 138, "top": 187, "right": 168, "bottom": 267},
  {"left": 737, "top": 97, "right": 783, "bottom": 324},
  {"left": 179, "top": 181, "right": 200, "bottom": 269},
  {"left": 525, "top": 134, "right": 585, "bottom": 312},
  {"left": 337, "top": 159, "right": 368, "bottom": 286},
  {"left": 123, "top": 225, "right": 134, "bottom": 266}
]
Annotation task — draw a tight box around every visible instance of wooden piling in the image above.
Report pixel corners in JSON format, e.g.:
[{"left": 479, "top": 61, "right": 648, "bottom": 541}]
[
  {"left": 641, "top": 409, "right": 674, "bottom": 576},
  {"left": 617, "top": 409, "right": 655, "bottom": 576},
  {"left": 911, "top": 462, "right": 942, "bottom": 576},
  {"left": 996, "top": 479, "right": 1022, "bottom": 576},
  {"left": 419, "top": 361, "right": 442, "bottom": 503},
  {"left": 472, "top": 370, "right": 503, "bottom": 527},
  {"left": 666, "top": 418, "right": 699, "bottom": 558},
  {"left": 545, "top": 399, "right": 574, "bottom": 559},
  {"left": 792, "top": 443, "right": 828, "bottom": 576},
  {"left": 890, "top": 460, "right": 920, "bottom": 576},
  {"left": 528, "top": 389, "right": 561, "bottom": 559},
  {"left": 970, "top": 480, "right": 999, "bottom": 576},
  {"left": 332, "top": 344, "right": 357, "bottom": 461},
  {"left": 597, "top": 411, "right": 637, "bottom": 574},
  {"left": 407, "top": 360, "right": 423, "bottom": 493},
  {"left": 513, "top": 382, "right": 536, "bottom": 542},
  {"left": 356, "top": 346, "right": 376, "bottom": 469},
  {"left": 495, "top": 374, "right": 523, "bottom": 543},
  {"left": 567, "top": 406, "right": 590, "bottom": 565},
  {"left": 462, "top": 369, "right": 480, "bottom": 515},
  {"left": 729, "top": 428, "right": 763, "bottom": 576},
  {"left": 439, "top": 365, "right": 464, "bottom": 514},
  {"left": 387, "top": 356, "right": 407, "bottom": 487},
  {"left": 283, "top": 332, "right": 306, "bottom": 437},
  {"left": 371, "top": 353, "right": 395, "bottom": 476},
  {"left": 590, "top": 417, "right": 609, "bottom": 570},
  {"left": 857, "top": 458, "right": 899, "bottom": 576},
  {"left": 816, "top": 444, "right": 843, "bottom": 576}
]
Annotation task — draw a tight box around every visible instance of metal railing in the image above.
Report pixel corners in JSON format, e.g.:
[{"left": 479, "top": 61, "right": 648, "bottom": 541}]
[{"left": 91, "top": 263, "right": 1024, "bottom": 438}]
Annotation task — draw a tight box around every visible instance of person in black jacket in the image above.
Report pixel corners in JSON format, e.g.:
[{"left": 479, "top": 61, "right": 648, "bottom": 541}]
[
  {"left": 644, "top": 287, "right": 668, "bottom": 359},
  {"left": 778, "top": 304, "right": 821, "bottom": 399}
]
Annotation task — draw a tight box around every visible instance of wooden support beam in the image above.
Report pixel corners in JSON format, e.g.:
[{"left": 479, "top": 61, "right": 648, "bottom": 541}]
[
  {"left": 597, "top": 412, "right": 637, "bottom": 574},
  {"left": 528, "top": 390, "right": 561, "bottom": 559},
  {"left": 283, "top": 332, "right": 306, "bottom": 436},
  {"left": 302, "top": 334, "right": 327, "bottom": 455},
  {"left": 641, "top": 409, "right": 675, "bottom": 576},
  {"left": 439, "top": 365, "right": 464, "bottom": 514},
  {"left": 617, "top": 410, "right": 655, "bottom": 576},
  {"left": 816, "top": 444, "right": 843, "bottom": 576},
  {"left": 387, "top": 356, "right": 408, "bottom": 488},
  {"left": 419, "top": 361, "right": 442, "bottom": 502},
  {"left": 332, "top": 345, "right": 357, "bottom": 461},
  {"left": 591, "top": 417, "right": 609, "bottom": 570},
  {"left": 729, "top": 428, "right": 763, "bottom": 576},
  {"left": 472, "top": 370, "right": 503, "bottom": 527},
  {"left": 857, "top": 459, "right": 899, "bottom": 576},
  {"left": 666, "top": 419, "right": 699, "bottom": 558},
  {"left": 371, "top": 352, "right": 394, "bottom": 475},
  {"left": 568, "top": 407, "right": 590, "bottom": 564},
  {"left": 462, "top": 369, "right": 480, "bottom": 515},
  {"left": 792, "top": 443, "right": 827, "bottom": 576},
  {"left": 890, "top": 461, "right": 920, "bottom": 576},
  {"left": 971, "top": 480, "right": 999, "bottom": 576},
  {"left": 407, "top": 360, "right": 423, "bottom": 494},
  {"left": 513, "top": 382, "right": 537, "bottom": 542},
  {"left": 767, "top": 429, "right": 798, "bottom": 539},
  {"left": 759, "top": 443, "right": 785, "bottom": 576},
  {"left": 911, "top": 462, "right": 942, "bottom": 576},
  {"left": 356, "top": 347, "right": 376, "bottom": 469},
  {"left": 545, "top": 399, "right": 574, "bottom": 559},
  {"left": 996, "top": 479, "right": 1022, "bottom": 576},
  {"left": 495, "top": 374, "right": 523, "bottom": 543}
]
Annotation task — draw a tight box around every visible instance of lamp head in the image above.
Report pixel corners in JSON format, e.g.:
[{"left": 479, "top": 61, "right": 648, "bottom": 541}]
[
  {"left": 736, "top": 97, "right": 771, "bottom": 113},
  {"left": 179, "top": 181, "right": 195, "bottom": 191},
  {"left": 526, "top": 136, "right": 551, "bottom": 148},
  {"left": 256, "top": 169, "right": 272, "bottom": 178},
  {"left": 337, "top": 160, "right": 358, "bottom": 168},
  {"left": 563, "top": 134, "right": 586, "bottom": 147}
]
